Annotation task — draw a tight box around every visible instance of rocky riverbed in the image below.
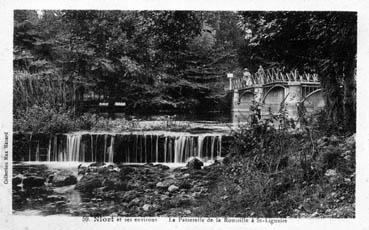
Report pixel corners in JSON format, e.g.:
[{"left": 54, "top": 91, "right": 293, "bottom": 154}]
[{"left": 13, "top": 158, "right": 223, "bottom": 217}]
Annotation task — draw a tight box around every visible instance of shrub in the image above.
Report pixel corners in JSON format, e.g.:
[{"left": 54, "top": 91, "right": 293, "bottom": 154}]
[
  {"left": 14, "top": 104, "right": 75, "bottom": 133},
  {"left": 14, "top": 104, "right": 99, "bottom": 133}
]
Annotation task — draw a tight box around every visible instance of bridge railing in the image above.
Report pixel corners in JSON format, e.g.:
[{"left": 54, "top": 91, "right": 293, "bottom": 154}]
[{"left": 229, "top": 67, "right": 320, "bottom": 91}]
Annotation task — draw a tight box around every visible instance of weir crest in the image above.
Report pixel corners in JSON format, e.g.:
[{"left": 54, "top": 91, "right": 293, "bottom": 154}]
[{"left": 15, "top": 132, "right": 226, "bottom": 164}]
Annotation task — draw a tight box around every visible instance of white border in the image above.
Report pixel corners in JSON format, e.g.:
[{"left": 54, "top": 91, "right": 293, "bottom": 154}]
[{"left": 1, "top": 0, "right": 368, "bottom": 229}]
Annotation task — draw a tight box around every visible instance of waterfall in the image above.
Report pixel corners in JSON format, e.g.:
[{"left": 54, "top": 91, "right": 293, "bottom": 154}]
[
  {"left": 21, "top": 132, "right": 225, "bottom": 164},
  {"left": 108, "top": 135, "right": 115, "bottom": 163},
  {"left": 198, "top": 136, "right": 205, "bottom": 158},
  {"left": 47, "top": 135, "right": 51, "bottom": 162},
  {"left": 66, "top": 134, "right": 82, "bottom": 162}
]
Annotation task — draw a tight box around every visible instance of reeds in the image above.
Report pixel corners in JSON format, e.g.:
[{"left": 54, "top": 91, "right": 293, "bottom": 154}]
[{"left": 14, "top": 70, "right": 76, "bottom": 110}]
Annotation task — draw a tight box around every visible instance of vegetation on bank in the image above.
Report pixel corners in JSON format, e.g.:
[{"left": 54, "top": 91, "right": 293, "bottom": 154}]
[
  {"left": 13, "top": 104, "right": 224, "bottom": 134},
  {"left": 195, "top": 107, "right": 355, "bottom": 217}
]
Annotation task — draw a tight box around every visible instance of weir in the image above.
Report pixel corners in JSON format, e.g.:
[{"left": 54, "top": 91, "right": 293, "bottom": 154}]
[{"left": 14, "top": 132, "right": 226, "bottom": 164}]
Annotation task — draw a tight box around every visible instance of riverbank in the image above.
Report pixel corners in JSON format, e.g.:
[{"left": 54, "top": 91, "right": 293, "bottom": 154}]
[{"left": 13, "top": 159, "right": 223, "bottom": 217}]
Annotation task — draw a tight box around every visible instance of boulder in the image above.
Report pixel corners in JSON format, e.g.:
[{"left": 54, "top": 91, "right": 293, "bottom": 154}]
[
  {"left": 345, "top": 134, "right": 356, "bottom": 147},
  {"left": 154, "top": 164, "right": 170, "bottom": 170},
  {"left": 78, "top": 164, "right": 88, "bottom": 175},
  {"left": 222, "top": 156, "right": 231, "bottom": 165},
  {"left": 75, "top": 175, "right": 103, "bottom": 193},
  {"left": 52, "top": 173, "right": 77, "bottom": 187},
  {"left": 23, "top": 176, "right": 45, "bottom": 188},
  {"left": 325, "top": 169, "right": 337, "bottom": 177},
  {"left": 46, "top": 195, "right": 64, "bottom": 202},
  {"left": 186, "top": 158, "right": 203, "bottom": 170},
  {"left": 178, "top": 180, "right": 192, "bottom": 190},
  {"left": 142, "top": 204, "right": 152, "bottom": 212},
  {"left": 12, "top": 176, "right": 22, "bottom": 187},
  {"left": 89, "top": 162, "right": 106, "bottom": 167},
  {"left": 129, "top": 197, "right": 141, "bottom": 206},
  {"left": 103, "top": 177, "right": 128, "bottom": 191},
  {"left": 156, "top": 179, "right": 176, "bottom": 189},
  {"left": 156, "top": 182, "right": 166, "bottom": 188},
  {"left": 168, "top": 185, "right": 179, "bottom": 193}
]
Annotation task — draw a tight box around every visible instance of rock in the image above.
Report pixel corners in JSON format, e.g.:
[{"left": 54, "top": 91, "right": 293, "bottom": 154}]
[
  {"left": 325, "top": 169, "right": 337, "bottom": 177},
  {"left": 120, "top": 190, "right": 138, "bottom": 202},
  {"left": 119, "top": 166, "right": 136, "bottom": 178},
  {"left": 222, "top": 156, "right": 231, "bottom": 165},
  {"left": 75, "top": 175, "right": 103, "bottom": 193},
  {"left": 55, "top": 200, "right": 66, "bottom": 206},
  {"left": 154, "top": 164, "right": 170, "bottom": 170},
  {"left": 156, "top": 179, "right": 176, "bottom": 189},
  {"left": 23, "top": 176, "right": 45, "bottom": 188},
  {"left": 78, "top": 164, "right": 88, "bottom": 175},
  {"left": 130, "top": 197, "right": 141, "bottom": 205},
  {"left": 186, "top": 158, "right": 203, "bottom": 170},
  {"left": 184, "top": 210, "right": 191, "bottom": 215},
  {"left": 89, "top": 162, "right": 106, "bottom": 167},
  {"left": 52, "top": 173, "right": 77, "bottom": 187},
  {"left": 46, "top": 195, "right": 64, "bottom": 202},
  {"left": 179, "top": 180, "right": 191, "bottom": 190},
  {"left": 344, "top": 155, "right": 352, "bottom": 161},
  {"left": 142, "top": 204, "right": 152, "bottom": 211},
  {"left": 147, "top": 182, "right": 156, "bottom": 189},
  {"left": 345, "top": 134, "right": 355, "bottom": 146},
  {"left": 310, "top": 211, "right": 320, "bottom": 217},
  {"left": 342, "top": 150, "right": 351, "bottom": 157},
  {"left": 156, "top": 182, "right": 165, "bottom": 188},
  {"left": 12, "top": 176, "right": 22, "bottom": 187},
  {"left": 182, "top": 173, "right": 190, "bottom": 178},
  {"left": 329, "top": 135, "right": 339, "bottom": 143},
  {"left": 168, "top": 185, "right": 179, "bottom": 193},
  {"left": 102, "top": 177, "right": 128, "bottom": 191}
]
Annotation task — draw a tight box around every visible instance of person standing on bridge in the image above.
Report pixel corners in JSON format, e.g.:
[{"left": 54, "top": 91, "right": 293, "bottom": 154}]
[{"left": 242, "top": 68, "right": 252, "bottom": 87}]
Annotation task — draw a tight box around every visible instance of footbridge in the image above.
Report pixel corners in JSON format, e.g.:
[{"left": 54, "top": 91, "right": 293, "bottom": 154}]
[{"left": 227, "top": 67, "right": 325, "bottom": 123}]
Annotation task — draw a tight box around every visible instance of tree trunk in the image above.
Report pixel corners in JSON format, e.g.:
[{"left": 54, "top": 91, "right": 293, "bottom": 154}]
[{"left": 343, "top": 63, "right": 356, "bottom": 133}]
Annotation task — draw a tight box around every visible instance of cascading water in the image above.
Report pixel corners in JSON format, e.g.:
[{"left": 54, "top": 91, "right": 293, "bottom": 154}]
[{"left": 17, "top": 132, "right": 225, "bottom": 164}]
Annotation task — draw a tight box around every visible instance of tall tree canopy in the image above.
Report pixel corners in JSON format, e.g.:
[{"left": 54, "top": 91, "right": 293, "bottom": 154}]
[{"left": 14, "top": 10, "right": 243, "bottom": 115}]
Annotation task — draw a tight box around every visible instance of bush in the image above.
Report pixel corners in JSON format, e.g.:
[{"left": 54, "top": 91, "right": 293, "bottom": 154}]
[
  {"left": 14, "top": 104, "right": 99, "bottom": 133},
  {"left": 14, "top": 104, "right": 75, "bottom": 133}
]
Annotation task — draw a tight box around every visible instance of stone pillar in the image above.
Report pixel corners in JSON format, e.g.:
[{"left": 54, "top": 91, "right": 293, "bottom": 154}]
[
  {"left": 227, "top": 73, "right": 234, "bottom": 90},
  {"left": 286, "top": 83, "right": 302, "bottom": 120},
  {"left": 232, "top": 89, "right": 239, "bottom": 108},
  {"left": 232, "top": 90, "right": 240, "bottom": 123}
]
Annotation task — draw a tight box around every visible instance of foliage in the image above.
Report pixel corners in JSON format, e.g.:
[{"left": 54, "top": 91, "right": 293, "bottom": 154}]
[
  {"left": 196, "top": 105, "right": 355, "bottom": 217},
  {"left": 13, "top": 10, "right": 243, "bottom": 118},
  {"left": 13, "top": 104, "right": 98, "bottom": 134}
]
